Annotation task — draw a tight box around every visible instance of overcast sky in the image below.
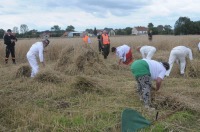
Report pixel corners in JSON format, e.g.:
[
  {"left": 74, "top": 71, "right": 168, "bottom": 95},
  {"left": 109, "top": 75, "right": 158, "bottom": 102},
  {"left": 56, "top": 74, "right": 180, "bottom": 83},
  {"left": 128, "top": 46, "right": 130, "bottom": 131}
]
[{"left": 0, "top": 0, "right": 199, "bottom": 32}]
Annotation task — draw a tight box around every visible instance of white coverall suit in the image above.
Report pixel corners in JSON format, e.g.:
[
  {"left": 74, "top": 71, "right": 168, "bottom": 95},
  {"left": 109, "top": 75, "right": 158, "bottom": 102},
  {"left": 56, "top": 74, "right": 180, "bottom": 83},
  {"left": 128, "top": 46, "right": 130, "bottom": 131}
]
[
  {"left": 198, "top": 42, "right": 200, "bottom": 51},
  {"left": 140, "top": 46, "right": 156, "bottom": 60},
  {"left": 165, "top": 46, "right": 193, "bottom": 76},
  {"left": 26, "top": 42, "right": 44, "bottom": 77},
  {"left": 116, "top": 44, "right": 131, "bottom": 62}
]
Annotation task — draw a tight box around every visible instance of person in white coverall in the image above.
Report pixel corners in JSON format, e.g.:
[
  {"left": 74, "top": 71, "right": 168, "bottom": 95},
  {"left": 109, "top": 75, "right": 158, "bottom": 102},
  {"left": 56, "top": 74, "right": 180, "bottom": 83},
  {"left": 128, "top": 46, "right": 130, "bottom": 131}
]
[
  {"left": 137, "top": 45, "right": 156, "bottom": 60},
  {"left": 26, "top": 39, "right": 50, "bottom": 77},
  {"left": 111, "top": 44, "right": 133, "bottom": 65},
  {"left": 198, "top": 42, "right": 200, "bottom": 51},
  {"left": 165, "top": 46, "right": 193, "bottom": 76}
]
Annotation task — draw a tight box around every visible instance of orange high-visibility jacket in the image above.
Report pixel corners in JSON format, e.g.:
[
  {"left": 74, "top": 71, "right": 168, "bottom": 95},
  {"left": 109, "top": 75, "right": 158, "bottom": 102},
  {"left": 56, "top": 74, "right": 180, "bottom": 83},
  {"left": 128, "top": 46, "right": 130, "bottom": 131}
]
[
  {"left": 83, "top": 35, "right": 89, "bottom": 44},
  {"left": 101, "top": 34, "right": 110, "bottom": 45}
]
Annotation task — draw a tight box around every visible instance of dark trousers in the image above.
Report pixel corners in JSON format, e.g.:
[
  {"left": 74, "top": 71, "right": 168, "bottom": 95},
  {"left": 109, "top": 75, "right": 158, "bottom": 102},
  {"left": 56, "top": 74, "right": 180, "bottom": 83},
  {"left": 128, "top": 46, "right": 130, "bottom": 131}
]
[
  {"left": 102, "top": 44, "right": 110, "bottom": 59},
  {"left": 98, "top": 41, "right": 102, "bottom": 53},
  {"left": 5, "top": 46, "right": 15, "bottom": 63}
]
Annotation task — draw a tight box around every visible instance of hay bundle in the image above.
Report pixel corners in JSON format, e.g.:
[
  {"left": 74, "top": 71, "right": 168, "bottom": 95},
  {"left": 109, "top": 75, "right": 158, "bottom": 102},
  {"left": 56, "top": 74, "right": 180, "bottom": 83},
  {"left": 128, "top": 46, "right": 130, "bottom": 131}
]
[
  {"left": 185, "top": 59, "right": 200, "bottom": 78},
  {"left": 34, "top": 70, "right": 63, "bottom": 84},
  {"left": 71, "top": 76, "right": 103, "bottom": 94},
  {"left": 55, "top": 45, "right": 109, "bottom": 75},
  {"left": 16, "top": 64, "right": 31, "bottom": 78}
]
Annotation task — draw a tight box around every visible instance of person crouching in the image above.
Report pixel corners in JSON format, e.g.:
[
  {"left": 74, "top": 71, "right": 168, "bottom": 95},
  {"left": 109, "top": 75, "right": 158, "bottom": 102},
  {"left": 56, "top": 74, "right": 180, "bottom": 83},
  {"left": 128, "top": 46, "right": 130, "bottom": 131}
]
[
  {"left": 131, "top": 59, "right": 169, "bottom": 109},
  {"left": 26, "top": 39, "right": 50, "bottom": 77},
  {"left": 111, "top": 44, "right": 133, "bottom": 65}
]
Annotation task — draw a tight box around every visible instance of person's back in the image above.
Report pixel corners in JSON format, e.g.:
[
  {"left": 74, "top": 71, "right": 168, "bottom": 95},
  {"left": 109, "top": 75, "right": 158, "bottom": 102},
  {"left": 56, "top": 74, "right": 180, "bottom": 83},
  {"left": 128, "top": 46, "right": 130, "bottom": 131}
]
[
  {"left": 172, "top": 46, "right": 193, "bottom": 60},
  {"left": 198, "top": 42, "right": 200, "bottom": 51},
  {"left": 144, "top": 59, "right": 166, "bottom": 80},
  {"left": 139, "top": 46, "right": 156, "bottom": 59},
  {"left": 140, "top": 46, "right": 155, "bottom": 53},
  {"left": 116, "top": 45, "right": 130, "bottom": 55},
  {"left": 166, "top": 46, "right": 192, "bottom": 76},
  {"left": 28, "top": 42, "right": 43, "bottom": 56}
]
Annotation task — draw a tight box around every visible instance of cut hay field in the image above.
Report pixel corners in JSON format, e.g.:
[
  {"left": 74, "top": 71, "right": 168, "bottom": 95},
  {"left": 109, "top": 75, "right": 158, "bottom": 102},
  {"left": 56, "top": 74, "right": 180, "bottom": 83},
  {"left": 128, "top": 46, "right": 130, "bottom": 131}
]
[{"left": 0, "top": 35, "right": 200, "bottom": 131}]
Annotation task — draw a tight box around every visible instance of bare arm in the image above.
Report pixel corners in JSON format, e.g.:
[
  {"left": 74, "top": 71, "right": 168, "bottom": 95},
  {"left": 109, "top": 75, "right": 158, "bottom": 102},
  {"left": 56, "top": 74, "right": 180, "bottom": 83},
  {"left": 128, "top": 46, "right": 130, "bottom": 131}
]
[{"left": 155, "top": 77, "right": 162, "bottom": 91}]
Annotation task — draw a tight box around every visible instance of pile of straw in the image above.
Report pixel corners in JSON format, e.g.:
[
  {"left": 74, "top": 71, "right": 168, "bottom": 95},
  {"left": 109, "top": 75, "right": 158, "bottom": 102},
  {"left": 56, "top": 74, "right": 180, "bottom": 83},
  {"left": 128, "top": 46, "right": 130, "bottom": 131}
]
[
  {"left": 16, "top": 64, "right": 31, "bottom": 78},
  {"left": 109, "top": 64, "right": 129, "bottom": 71},
  {"left": 71, "top": 76, "right": 104, "bottom": 94},
  {"left": 34, "top": 70, "right": 63, "bottom": 84},
  {"left": 55, "top": 45, "right": 109, "bottom": 75},
  {"left": 185, "top": 59, "right": 200, "bottom": 78}
]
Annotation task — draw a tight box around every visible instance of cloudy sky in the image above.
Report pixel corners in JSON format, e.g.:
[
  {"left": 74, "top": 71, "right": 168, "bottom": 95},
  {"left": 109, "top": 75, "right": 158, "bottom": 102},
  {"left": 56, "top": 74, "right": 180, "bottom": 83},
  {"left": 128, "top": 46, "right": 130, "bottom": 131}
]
[{"left": 0, "top": 0, "right": 199, "bottom": 32}]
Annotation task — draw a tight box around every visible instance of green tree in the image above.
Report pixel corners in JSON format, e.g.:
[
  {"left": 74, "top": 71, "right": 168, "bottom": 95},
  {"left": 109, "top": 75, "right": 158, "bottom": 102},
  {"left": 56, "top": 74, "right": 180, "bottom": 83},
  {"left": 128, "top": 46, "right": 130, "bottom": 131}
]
[
  {"left": 157, "top": 25, "right": 164, "bottom": 34},
  {"left": 116, "top": 29, "right": 126, "bottom": 35},
  {"left": 66, "top": 25, "right": 75, "bottom": 32},
  {"left": 148, "top": 23, "right": 154, "bottom": 29},
  {"left": 12, "top": 26, "right": 19, "bottom": 33},
  {"left": 85, "top": 29, "right": 93, "bottom": 33},
  {"left": 26, "top": 29, "right": 38, "bottom": 38},
  {"left": 152, "top": 27, "right": 158, "bottom": 35},
  {"left": 0, "top": 29, "right": 5, "bottom": 38},
  {"left": 20, "top": 24, "right": 29, "bottom": 34},
  {"left": 51, "top": 25, "right": 61, "bottom": 31},
  {"left": 174, "top": 17, "right": 191, "bottom": 35},
  {"left": 195, "top": 21, "right": 200, "bottom": 34},
  {"left": 93, "top": 27, "right": 97, "bottom": 35},
  {"left": 124, "top": 27, "right": 132, "bottom": 35},
  {"left": 163, "top": 25, "right": 173, "bottom": 34}
]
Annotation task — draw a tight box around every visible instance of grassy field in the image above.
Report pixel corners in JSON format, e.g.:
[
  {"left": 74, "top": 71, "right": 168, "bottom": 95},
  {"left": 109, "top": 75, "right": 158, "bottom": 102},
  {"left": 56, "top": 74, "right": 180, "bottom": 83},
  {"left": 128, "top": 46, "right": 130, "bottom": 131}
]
[{"left": 0, "top": 35, "right": 200, "bottom": 131}]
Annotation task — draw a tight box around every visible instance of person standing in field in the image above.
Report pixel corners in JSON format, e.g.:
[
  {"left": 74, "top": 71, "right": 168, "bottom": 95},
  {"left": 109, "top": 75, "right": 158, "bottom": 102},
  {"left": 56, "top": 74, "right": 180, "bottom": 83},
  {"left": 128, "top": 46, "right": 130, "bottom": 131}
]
[
  {"left": 137, "top": 45, "right": 156, "bottom": 60},
  {"left": 101, "top": 30, "right": 110, "bottom": 59},
  {"left": 131, "top": 59, "right": 169, "bottom": 109},
  {"left": 165, "top": 46, "right": 193, "bottom": 76},
  {"left": 148, "top": 30, "right": 153, "bottom": 41},
  {"left": 3, "top": 29, "right": 17, "bottom": 64},
  {"left": 97, "top": 31, "right": 103, "bottom": 54},
  {"left": 111, "top": 44, "right": 133, "bottom": 65},
  {"left": 198, "top": 42, "right": 200, "bottom": 52},
  {"left": 82, "top": 32, "right": 91, "bottom": 45},
  {"left": 26, "top": 39, "right": 50, "bottom": 77}
]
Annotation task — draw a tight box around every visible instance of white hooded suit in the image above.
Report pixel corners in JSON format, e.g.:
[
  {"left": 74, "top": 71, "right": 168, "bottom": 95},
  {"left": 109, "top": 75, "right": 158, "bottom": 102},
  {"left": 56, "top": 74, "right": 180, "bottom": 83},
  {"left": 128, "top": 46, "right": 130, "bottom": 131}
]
[
  {"left": 26, "top": 42, "right": 44, "bottom": 77},
  {"left": 165, "top": 46, "right": 193, "bottom": 76},
  {"left": 140, "top": 46, "right": 156, "bottom": 60}
]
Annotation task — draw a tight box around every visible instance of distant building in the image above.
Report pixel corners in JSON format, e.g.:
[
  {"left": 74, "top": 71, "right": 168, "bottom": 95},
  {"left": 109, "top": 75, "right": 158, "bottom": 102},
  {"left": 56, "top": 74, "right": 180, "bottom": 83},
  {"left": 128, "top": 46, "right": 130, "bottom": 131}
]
[
  {"left": 132, "top": 26, "right": 148, "bottom": 35},
  {"left": 68, "top": 32, "right": 83, "bottom": 37}
]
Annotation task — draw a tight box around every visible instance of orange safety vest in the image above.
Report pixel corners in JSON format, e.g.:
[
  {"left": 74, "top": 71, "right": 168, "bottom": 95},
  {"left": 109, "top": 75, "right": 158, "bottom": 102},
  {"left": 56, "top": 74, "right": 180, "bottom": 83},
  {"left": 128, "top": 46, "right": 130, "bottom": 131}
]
[
  {"left": 83, "top": 35, "right": 89, "bottom": 43},
  {"left": 102, "top": 34, "right": 110, "bottom": 45}
]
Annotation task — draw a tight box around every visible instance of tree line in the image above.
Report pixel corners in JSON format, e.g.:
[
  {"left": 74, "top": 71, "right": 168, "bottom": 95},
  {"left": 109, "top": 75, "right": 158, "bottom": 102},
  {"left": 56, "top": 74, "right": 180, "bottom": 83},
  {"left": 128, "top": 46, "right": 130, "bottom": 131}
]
[{"left": 0, "top": 16, "right": 199, "bottom": 38}]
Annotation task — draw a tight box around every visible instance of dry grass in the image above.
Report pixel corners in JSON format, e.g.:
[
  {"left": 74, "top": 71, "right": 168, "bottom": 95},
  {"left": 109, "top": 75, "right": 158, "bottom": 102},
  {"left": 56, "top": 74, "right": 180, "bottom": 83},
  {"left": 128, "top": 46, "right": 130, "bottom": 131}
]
[
  {"left": 34, "top": 69, "right": 64, "bottom": 84},
  {"left": 15, "top": 64, "right": 31, "bottom": 78},
  {"left": 55, "top": 44, "right": 110, "bottom": 75},
  {"left": 0, "top": 35, "right": 200, "bottom": 131}
]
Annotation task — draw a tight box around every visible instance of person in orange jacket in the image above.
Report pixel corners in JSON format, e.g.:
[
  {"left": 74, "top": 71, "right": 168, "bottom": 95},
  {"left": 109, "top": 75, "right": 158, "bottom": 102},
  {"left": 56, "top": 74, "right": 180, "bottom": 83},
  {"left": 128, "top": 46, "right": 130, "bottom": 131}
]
[
  {"left": 82, "top": 32, "right": 91, "bottom": 45},
  {"left": 101, "top": 30, "right": 110, "bottom": 59}
]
